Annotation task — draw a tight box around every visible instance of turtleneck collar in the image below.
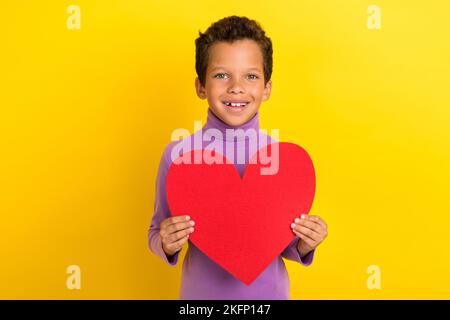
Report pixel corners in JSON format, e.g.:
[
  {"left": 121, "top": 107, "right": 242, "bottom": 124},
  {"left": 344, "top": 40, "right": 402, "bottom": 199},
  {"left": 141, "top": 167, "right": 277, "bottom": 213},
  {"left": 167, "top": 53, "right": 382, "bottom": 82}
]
[{"left": 202, "top": 108, "right": 260, "bottom": 141}]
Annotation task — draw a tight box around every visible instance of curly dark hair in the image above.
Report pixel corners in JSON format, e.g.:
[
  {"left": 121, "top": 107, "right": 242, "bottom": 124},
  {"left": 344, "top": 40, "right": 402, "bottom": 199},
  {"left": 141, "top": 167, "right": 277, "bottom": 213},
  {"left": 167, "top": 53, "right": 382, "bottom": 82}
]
[{"left": 195, "top": 16, "right": 273, "bottom": 87}]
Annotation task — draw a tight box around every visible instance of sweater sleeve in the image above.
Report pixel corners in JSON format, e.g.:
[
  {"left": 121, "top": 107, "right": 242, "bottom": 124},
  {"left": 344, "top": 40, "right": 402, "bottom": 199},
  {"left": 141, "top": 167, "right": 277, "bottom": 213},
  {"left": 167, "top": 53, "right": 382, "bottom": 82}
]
[
  {"left": 281, "top": 236, "right": 315, "bottom": 266},
  {"left": 147, "top": 142, "right": 181, "bottom": 266}
]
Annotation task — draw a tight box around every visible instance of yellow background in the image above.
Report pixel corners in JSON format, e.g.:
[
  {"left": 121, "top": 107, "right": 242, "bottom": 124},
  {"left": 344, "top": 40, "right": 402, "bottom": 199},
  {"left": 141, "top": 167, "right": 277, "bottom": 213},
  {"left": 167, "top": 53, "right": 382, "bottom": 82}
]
[{"left": 1, "top": 0, "right": 449, "bottom": 299}]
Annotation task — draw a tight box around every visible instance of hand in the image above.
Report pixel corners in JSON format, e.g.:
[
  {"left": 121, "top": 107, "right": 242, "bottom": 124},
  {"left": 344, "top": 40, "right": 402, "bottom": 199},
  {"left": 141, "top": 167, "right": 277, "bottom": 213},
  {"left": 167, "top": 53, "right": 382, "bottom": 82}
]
[
  {"left": 291, "top": 214, "right": 328, "bottom": 258},
  {"left": 159, "top": 215, "right": 195, "bottom": 257}
]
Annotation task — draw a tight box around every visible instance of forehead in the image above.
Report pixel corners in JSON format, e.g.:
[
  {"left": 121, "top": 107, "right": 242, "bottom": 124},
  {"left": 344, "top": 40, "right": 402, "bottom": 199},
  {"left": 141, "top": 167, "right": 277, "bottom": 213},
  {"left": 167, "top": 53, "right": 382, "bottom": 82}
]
[{"left": 207, "top": 39, "right": 264, "bottom": 71}]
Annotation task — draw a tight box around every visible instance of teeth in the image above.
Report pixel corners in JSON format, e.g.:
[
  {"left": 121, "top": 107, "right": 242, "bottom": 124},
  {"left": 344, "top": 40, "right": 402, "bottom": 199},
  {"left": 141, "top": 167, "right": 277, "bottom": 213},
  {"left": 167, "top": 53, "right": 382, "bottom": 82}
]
[{"left": 224, "top": 102, "right": 248, "bottom": 107}]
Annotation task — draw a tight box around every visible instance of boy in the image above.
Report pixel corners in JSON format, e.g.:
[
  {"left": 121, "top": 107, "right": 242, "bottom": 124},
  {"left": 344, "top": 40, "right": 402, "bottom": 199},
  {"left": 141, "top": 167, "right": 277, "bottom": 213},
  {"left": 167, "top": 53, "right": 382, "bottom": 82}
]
[{"left": 148, "top": 16, "right": 328, "bottom": 299}]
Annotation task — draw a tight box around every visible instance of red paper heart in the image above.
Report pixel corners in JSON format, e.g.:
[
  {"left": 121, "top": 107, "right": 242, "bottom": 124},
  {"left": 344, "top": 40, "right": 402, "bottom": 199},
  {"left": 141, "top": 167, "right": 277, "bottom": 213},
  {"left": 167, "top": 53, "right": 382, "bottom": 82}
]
[{"left": 166, "top": 142, "right": 315, "bottom": 285}]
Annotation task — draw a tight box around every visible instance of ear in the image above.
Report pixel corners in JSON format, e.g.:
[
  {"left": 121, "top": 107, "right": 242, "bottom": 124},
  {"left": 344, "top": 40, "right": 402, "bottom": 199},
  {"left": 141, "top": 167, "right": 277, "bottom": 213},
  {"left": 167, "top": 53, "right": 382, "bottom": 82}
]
[
  {"left": 195, "top": 77, "right": 207, "bottom": 99},
  {"left": 261, "top": 80, "right": 272, "bottom": 102}
]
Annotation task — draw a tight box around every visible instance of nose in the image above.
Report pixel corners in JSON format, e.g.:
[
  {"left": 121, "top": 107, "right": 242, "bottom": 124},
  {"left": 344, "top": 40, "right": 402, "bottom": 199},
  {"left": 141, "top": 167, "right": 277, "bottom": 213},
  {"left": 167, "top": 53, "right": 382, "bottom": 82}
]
[{"left": 227, "top": 77, "right": 245, "bottom": 94}]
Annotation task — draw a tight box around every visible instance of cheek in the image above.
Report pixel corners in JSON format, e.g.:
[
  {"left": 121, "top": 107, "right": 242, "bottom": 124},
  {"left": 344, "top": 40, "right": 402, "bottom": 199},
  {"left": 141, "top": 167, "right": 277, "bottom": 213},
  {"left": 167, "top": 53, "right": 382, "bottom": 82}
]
[
  {"left": 206, "top": 83, "right": 226, "bottom": 99},
  {"left": 249, "top": 88, "right": 264, "bottom": 102}
]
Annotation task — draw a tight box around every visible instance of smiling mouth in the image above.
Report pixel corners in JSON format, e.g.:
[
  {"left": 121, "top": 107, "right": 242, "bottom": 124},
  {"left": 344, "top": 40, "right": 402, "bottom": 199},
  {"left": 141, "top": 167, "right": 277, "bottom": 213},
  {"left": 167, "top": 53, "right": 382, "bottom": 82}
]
[{"left": 222, "top": 101, "right": 250, "bottom": 108}]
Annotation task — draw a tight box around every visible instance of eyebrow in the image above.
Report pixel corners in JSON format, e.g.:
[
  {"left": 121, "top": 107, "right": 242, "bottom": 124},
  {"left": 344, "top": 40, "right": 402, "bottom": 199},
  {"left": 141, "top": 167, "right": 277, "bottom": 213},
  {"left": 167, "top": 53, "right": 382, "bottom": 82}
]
[{"left": 210, "top": 66, "right": 262, "bottom": 72}]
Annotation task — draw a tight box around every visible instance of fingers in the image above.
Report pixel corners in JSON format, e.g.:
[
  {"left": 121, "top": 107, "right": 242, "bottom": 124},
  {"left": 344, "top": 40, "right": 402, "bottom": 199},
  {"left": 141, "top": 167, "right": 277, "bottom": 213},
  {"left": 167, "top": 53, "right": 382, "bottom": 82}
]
[
  {"left": 160, "top": 215, "right": 191, "bottom": 229},
  {"left": 165, "top": 234, "right": 190, "bottom": 254},
  {"left": 167, "top": 225, "right": 195, "bottom": 243},
  {"left": 163, "top": 220, "right": 195, "bottom": 236},
  {"left": 291, "top": 223, "right": 322, "bottom": 242},
  {"left": 306, "top": 215, "right": 328, "bottom": 229},
  {"left": 160, "top": 215, "right": 193, "bottom": 235},
  {"left": 306, "top": 215, "right": 328, "bottom": 240},
  {"left": 295, "top": 215, "right": 328, "bottom": 236},
  {"left": 294, "top": 217, "right": 323, "bottom": 234},
  {"left": 160, "top": 215, "right": 195, "bottom": 255},
  {"left": 292, "top": 229, "right": 316, "bottom": 248},
  {"left": 291, "top": 214, "right": 328, "bottom": 247}
]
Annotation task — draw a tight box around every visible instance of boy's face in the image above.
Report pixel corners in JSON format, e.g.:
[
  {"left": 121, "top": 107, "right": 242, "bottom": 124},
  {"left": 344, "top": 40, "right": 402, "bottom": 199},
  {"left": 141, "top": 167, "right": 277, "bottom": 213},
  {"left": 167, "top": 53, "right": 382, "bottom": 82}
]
[{"left": 195, "top": 39, "right": 272, "bottom": 127}]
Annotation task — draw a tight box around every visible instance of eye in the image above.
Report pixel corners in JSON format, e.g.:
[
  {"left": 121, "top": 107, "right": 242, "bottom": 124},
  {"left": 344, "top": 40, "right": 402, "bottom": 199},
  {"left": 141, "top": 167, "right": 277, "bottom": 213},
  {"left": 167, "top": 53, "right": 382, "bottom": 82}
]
[
  {"left": 247, "top": 74, "right": 259, "bottom": 80},
  {"left": 214, "top": 73, "right": 228, "bottom": 79}
]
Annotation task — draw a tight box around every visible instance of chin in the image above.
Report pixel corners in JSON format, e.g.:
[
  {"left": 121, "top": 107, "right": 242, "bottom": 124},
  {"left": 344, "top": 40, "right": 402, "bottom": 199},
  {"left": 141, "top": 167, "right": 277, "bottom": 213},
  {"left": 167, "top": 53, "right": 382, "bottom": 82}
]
[{"left": 211, "top": 105, "right": 258, "bottom": 127}]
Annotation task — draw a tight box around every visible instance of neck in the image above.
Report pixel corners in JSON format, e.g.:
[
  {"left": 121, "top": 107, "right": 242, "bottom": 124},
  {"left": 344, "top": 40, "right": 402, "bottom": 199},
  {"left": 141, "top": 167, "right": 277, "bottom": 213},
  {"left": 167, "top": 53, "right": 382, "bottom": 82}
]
[{"left": 203, "top": 108, "right": 260, "bottom": 141}]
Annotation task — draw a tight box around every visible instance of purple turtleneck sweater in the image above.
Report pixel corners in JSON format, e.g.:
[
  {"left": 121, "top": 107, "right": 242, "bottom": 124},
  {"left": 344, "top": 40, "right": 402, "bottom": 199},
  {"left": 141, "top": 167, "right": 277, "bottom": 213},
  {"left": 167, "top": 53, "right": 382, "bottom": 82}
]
[{"left": 148, "top": 108, "right": 315, "bottom": 300}]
